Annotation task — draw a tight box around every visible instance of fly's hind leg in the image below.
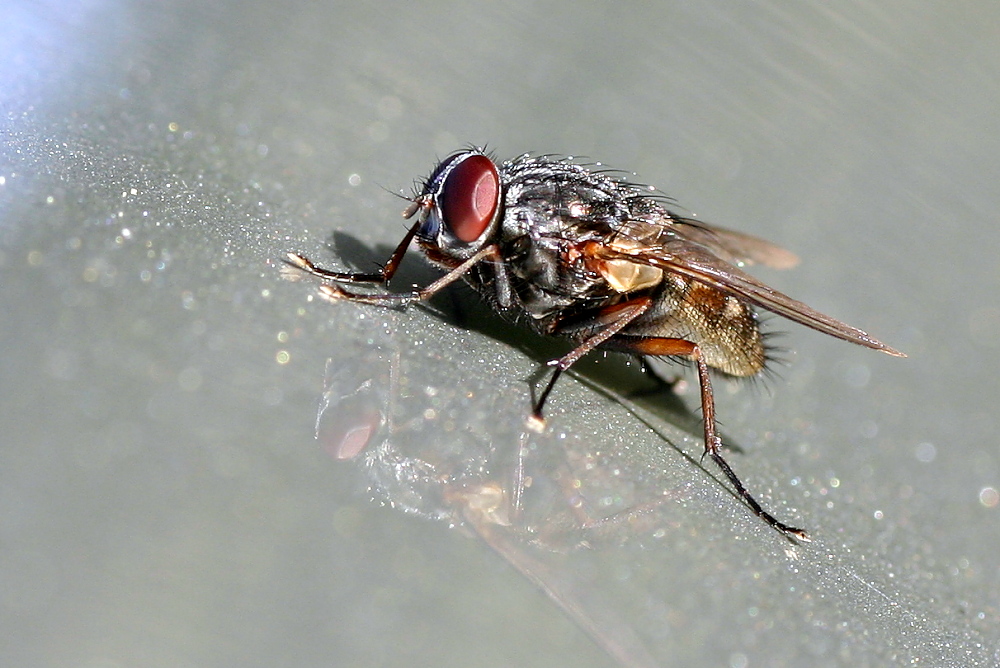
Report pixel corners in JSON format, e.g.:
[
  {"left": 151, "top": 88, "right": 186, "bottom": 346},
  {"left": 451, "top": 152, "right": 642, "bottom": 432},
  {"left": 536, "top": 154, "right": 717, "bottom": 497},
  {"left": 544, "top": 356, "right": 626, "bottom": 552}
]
[{"left": 608, "top": 335, "right": 809, "bottom": 541}]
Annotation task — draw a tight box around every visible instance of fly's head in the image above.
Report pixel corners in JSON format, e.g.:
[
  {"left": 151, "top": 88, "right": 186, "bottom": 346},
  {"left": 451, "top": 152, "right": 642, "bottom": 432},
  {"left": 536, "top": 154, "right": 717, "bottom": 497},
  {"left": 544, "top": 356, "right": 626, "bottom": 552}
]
[{"left": 405, "top": 149, "right": 504, "bottom": 260}]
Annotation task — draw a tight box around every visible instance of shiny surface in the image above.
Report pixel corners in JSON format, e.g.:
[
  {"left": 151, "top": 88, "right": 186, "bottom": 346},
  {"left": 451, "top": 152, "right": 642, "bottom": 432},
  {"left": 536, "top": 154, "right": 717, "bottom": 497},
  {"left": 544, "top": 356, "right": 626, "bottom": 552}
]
[{"left": 2, "top": 2, "right": 999, "bottom": 667}]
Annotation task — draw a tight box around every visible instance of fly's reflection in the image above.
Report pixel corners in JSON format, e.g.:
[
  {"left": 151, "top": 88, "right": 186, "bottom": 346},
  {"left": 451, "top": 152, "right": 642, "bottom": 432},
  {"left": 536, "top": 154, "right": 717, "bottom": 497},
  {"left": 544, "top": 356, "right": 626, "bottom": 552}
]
[
  {"left": 318, "top": 344, "right": 686, "bottom": 545},
  {"left": 317, "top": 343, "right": 678, "bottom": 667}
]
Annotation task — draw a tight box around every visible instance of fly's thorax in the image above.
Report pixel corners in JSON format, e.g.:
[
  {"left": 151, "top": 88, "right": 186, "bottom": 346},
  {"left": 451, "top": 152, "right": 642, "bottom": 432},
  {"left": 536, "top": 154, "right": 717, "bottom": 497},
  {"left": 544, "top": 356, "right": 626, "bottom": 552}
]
[
  {"left": 494, "top": 156, "right": 673, "bottom": 323},
  {"left": 495, "top": 234, "right": 601, "bottom": 321},
  {"left": 499, "top": 154, "right": 628, "bottom": 236}
]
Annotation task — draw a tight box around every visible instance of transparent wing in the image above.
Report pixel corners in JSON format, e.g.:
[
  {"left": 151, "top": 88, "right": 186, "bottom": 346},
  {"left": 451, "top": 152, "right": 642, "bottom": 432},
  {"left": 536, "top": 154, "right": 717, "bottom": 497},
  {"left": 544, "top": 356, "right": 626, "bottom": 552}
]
[
  {"left": 590, "top": 238, "right": 904, "bottom": 356},
  {"left": 669, "top": 217, "right": 800, "bottom": 270}
]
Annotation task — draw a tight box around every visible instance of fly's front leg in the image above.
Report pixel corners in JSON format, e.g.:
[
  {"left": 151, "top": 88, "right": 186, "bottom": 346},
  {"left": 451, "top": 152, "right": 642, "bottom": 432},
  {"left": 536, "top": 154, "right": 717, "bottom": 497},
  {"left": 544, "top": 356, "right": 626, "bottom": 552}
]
[
  {"left": 285, "top": 221, "right": 422, "bottom": 285},
  {"left": 319, "top": 245, "right": 500, "bottom": 306},
  {"left": 287, "top": 224, "right": 500, "bottom": 308}
]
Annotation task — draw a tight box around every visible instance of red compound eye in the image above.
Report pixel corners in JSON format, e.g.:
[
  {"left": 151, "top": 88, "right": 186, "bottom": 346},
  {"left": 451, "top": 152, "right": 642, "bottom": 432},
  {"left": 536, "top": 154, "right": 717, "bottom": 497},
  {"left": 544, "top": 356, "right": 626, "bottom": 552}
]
[{"left": 438, "top": 154, "right": 500, "bottom": 243}]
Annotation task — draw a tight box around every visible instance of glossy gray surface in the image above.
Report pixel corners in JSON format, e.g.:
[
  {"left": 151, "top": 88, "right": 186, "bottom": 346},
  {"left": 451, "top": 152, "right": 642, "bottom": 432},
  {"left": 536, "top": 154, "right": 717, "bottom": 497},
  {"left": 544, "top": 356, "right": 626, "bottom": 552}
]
[{"left": 2, "top": 2, "right": 998, "bottom": 666}]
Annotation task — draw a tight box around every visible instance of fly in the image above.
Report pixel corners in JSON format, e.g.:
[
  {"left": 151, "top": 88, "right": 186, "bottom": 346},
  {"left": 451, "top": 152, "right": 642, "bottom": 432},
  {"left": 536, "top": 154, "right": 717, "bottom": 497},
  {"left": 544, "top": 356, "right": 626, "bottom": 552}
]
[{"left": 286, "top": 148, "right": 905, "bottom": 541}]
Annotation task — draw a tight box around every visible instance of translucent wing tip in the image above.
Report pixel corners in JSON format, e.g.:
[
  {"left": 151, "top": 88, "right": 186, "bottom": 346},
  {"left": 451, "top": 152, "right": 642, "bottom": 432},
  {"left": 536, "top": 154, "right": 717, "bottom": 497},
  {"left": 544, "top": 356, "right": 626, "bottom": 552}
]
[
  {"left": 860, "top": 335, "right": 906, "bottom": 358},
  {"left": 763, "top": 248, "right": 800, "bottom": 270}
]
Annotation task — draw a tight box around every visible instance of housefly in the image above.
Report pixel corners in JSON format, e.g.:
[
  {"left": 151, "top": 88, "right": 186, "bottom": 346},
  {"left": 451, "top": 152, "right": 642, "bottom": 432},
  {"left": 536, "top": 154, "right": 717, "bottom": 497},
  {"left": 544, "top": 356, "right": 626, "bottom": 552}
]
[{"left": 286, "top": 148, "right": 905, "bottom": 541}]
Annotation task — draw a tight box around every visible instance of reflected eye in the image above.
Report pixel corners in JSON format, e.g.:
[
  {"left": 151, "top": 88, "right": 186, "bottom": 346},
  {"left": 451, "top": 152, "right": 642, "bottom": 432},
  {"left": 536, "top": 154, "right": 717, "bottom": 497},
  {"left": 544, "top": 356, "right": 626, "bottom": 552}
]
[
  {"left": 437, "top": 154, "right": 500, "bottom": 243},
  {"left": 316, "top": 394, "right": 383, "bottom": 461}
]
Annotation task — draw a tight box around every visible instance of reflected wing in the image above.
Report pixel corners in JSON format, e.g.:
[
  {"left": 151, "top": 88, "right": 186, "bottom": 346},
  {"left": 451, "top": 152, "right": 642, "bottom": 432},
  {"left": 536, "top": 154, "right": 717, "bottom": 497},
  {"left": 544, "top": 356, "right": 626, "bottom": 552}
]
[
  {"left": 592, "top": 239, "right": 904, "bottom": 356},
  {"left": 668, "top": 217, "right": 800, "bottom": 270}
]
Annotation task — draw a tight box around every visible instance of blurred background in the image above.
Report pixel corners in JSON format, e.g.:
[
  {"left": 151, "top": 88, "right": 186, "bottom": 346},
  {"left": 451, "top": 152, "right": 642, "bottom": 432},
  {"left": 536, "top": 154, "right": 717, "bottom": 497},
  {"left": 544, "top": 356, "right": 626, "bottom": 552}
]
[{"left": 1, "top": 2, "right": 998, "bottom": 666}]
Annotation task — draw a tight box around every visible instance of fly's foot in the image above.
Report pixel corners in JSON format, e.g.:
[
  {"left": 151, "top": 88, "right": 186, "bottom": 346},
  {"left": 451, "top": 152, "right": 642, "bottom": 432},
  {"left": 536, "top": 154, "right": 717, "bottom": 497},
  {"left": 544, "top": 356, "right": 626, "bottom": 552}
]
[
  {"left": 285, "top": 252, "right": 314, "bottom": 272},
  {"left": 525, "top": 414, "right": 546, "bottom": 433}
]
